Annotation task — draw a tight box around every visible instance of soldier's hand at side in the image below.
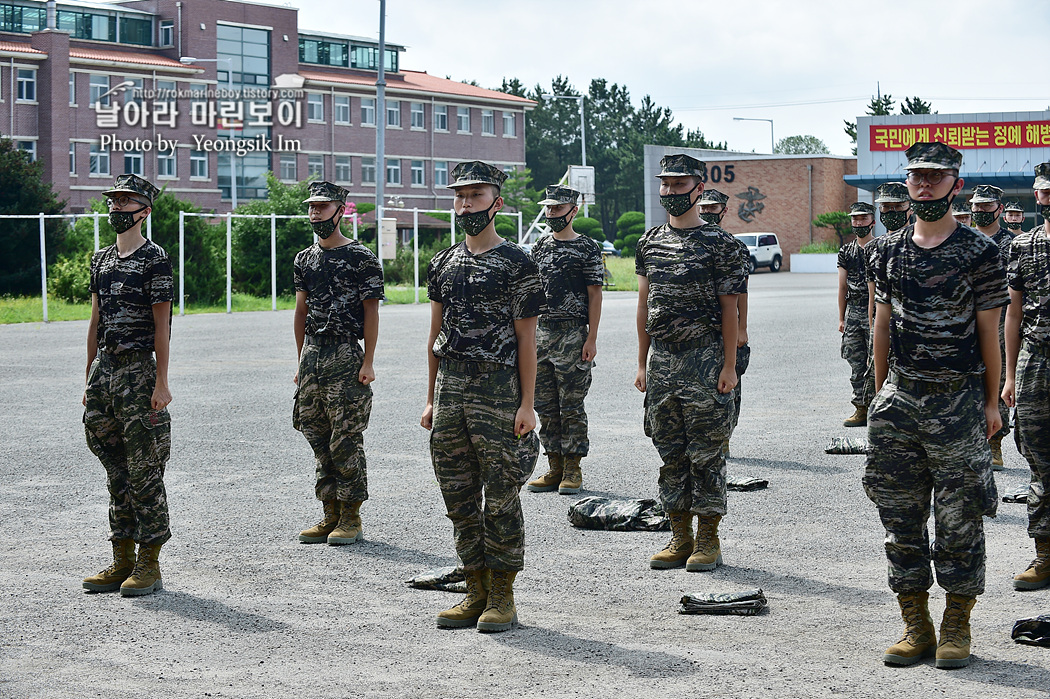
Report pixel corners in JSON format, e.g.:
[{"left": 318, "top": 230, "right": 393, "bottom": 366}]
[
  {"left": 634, "top": 367, "right": 647, "bottom": 393},
  {"left": 293, "top": 370, "right": 299, "bottom": 386},
  {"left": 514, "top": 406, "right": 536, "bottom": 438},
  {"left": 359, "top": 361, "right": 375, "bottom": 386},
  {"left": 1001, "top": 380, "right": 1015, "bottom": 408},
  {"left": 838, "top": 320, "right": 845, "bottom": 334},
  {"left": 737, "top": 328, "right": 748, "bottom": 347},
  {"left": 82, "top": 391, "right": 87, "bottom": 407},
  {"left": 151, "top": 385, "right": 172, "bottom": 411},
  {"left": 420, "top": 403, "right": 433, "bottom": 431},
  {"left": 581, "top": 339, "right": 597, "bottom": 363},
  {"left": 984, "top": 401, "right": 1002, "bottom": 440},
  {"left": 717, "top": 365, "right": 738, "bottom": 394}
]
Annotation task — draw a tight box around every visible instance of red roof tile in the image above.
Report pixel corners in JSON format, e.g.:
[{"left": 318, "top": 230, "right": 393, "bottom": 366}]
[
  {"left": 299, "top": 68, "right": 534, "bottom": 107},
  {"left": 69, "top": 47, "right": 199, "bottom": 70},
  {"left": 0, "top": 41, "right": 46, "bottom": 55}
]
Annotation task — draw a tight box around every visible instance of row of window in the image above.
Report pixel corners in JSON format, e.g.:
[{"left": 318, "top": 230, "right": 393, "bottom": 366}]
[
  {"left": 1, "top": 3, "right": 152, "bottom": 46},
  {"left": 299, "top": 37, "right": 400, "bottom": 73},
  {"left": 69, "top": 143, "right": 209, "bottom": 179}
]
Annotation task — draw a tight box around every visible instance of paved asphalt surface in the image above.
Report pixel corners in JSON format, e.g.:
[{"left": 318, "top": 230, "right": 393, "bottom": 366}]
[{"left": 1, "top": 272, "right": 1047, "bottom": 698}]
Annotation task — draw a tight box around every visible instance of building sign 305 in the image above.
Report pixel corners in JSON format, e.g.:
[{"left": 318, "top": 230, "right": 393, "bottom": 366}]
[{"left": 697, "top": 163, "right": 735, "bottom": 184}]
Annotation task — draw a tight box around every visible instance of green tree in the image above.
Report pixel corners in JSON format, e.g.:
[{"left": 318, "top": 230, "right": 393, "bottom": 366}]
[
  {"left": 844, "top": 93, "right": 895, "bottom": 154},
  {"left": 813, "top": 211, "right": 852, "bottom": 249},
  {"left": 774, "top": 135, "right": 830, "bottom": 155},
  {"left": 572, "top": 216, "right": 603, "bottom": 241},
  {"left": 0, "top": 138, "right": 67, "bottom": 295},
  {"left": 500, "top": 166, "right": 541, "bottom": 223},
  {"left": 901, "top": 96, "right": 935, "bottom": 115},
  {"left": 614, "top": 211, "right": 646, "bottom": 257}
]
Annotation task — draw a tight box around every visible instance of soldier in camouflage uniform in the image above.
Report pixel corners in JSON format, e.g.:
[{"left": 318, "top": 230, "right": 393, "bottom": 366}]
[
  {"left": 866, "top": 143, "right": 1008, "bottom": 670},
  {"left": 951, "top": 199, "right": 972, "bottom": 227},
  {"left": 526, "top": 185, "right": 604, "bottom": 496},
  {"left": 868, "top": 183, "right": 911, "bottom": 327},
  {"left": 697, "top": 188, "right": 749, "bottom": 452},
  {"left": 421, "top": 161, "right": 546, "bottom": 632},
  {"left": 1003, "top": 200, "right": 1026, "bottom": 234},
  {"left": 634, "top": 155, "right": 748, "bottom": 573},
  {"left": 82, "top": 174, "right": 173, "bottom": 597},
  {"left": 1000, "top": 162, "right": 1050, "bottom": 592},
  {"left": 838, "top": 202, "right": 877, "bottom": 427},
  {"left": 970, "top": 184, "right": 1014, "bottom": 469},
  {"left": 293, "top": 181, "right": 384, "bottom": 546}
]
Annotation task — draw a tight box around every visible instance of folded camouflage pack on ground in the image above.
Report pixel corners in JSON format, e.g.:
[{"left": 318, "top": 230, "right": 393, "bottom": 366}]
[
  {"left": 679, "top": 589, "right": 768, "bottom": 616},
  {"left": 825, "top": 436, "right": 870, "bottom": 454},
  {"left": 1012, "top": 614, "right": 1050, "bottom": 646},
  {"left": 1003, "top": 483, "right": 1030, "bottom": 504},
  {"left": 567, "top": 497, "right": 669, "bottom": 532},
  {"left": 405, "top": 566, "right": 466, "bottom": 593},
  {"left": 727, "top": 476, "right": 768, "bottom": 492}
]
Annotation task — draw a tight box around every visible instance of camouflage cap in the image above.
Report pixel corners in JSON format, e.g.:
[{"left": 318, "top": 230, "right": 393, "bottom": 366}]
[
  {"left": 951, "top": 200, "right": 971, "bottom": 214},
  {"left": 656, "top": 154, "right": 707, "bottom": 180},
  {"left": 874, "top": 182, "right": 909, "bottom": 203},
  {"left": 302, "top": 180, "right": 349, "bottom": 204},
  {"left": 849, "top": 202, "right": 876, "bottom": 217},
  {"left": 1034, "top": 162, "right": 1050, "bottom": 190},
  {"left": 1004, "top": 200, "right": 1025, "bottom": 213},
  {"left": 538, "top": 185, "right": 580, "bottom": 206},
  {"left": 448, "top": 160, "right": 508, "bottom": 190},
  {"left": 903, "top": 141, "right": 963, "bottom": 171},
  {"left": 102, "top": 173, "right": 160, "bottom": 205},
  {"left": 969, "top": 184, "right": 1003, "bottom": 205},
  {"left": 698, "top": 188, "right": 729, "bottom": 206}
]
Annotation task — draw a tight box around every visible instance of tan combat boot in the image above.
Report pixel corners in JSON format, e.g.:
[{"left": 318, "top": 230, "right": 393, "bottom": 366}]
[
  {"left": 559, "top": 455, "right": 583, "bottom": 495},
  {"left": 327, "top": 501, "right": 363, "bottom": 545},
  {"left": 686, "top": 515, "right": 723, "bottom": 572},
  {"left": 477, "top": 570, "right": 518, "bottom": 633},
  {"left": 989, "top": 435, "right": 1004, "bottom": 470},
  {"left": 299, "top": 500, "right": 340, "bottom": 543},
  {"left": 883, "top": 591, "right": 937, "bottom": 666},
  {"left": 1013, "top": 538, "right": 1050, "bottom": 590},
  {"left": 83, "top": 539, "right": 137, "bottom": 592},
  {"left": 120, "top": 543, "right": 163, "bottom": 597},
  {"left": 650, "top": 512, "right": 694, "bottom": 569},
  {"left": 935, "top": 594, "right": 976, "bottom": 669},
  {"left": 436, "top": 569, "right": 491, "bottom": 629},
  {"left": 843, "top": 405, "right": 867, "bottom": 427},
  {"left": 527, "top": 454, "right": 563, "bottom": 492}
]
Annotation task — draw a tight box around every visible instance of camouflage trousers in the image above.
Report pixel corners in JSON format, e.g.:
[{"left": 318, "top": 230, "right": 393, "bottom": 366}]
[
  {"left": 732, "top": 343, "right": 751, "bottom": 434},
  {"left": 841, "top": 305, "right": 875, "bottom": 408},
  {"left": 864, "top": 377, "right": 997, "bottom": 596},
  {"left": 1014, "top": 344, "right": 1050, "bottom": 538},
  {"left": 431, "top": 360, "right": 539, "bottom": 571},
  {"left": 995, "top": 314, "right": 1011, "bottom": 439},
  {"left": 294, "top": 340, "right": 371, "bottom": 503},
  {"left": 535, "top": 323, "right": 593, "bottom": 456},
  {"left": 645, "top": 341, "right": 734, "bottom": 516},
  {"left": 83, "top": 350, "right": 171, "bottom": 545}
]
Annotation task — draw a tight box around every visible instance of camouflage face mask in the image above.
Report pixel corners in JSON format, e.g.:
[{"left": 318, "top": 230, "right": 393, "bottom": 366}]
[
  {"left": 310, "top": 208, "right": 342, "bottom": 239},
  {"left": 544, "top": 208, "right": 574, "bottom": 233},
  {"left": 880, "top": 210, "right": 909, "bottom": 232},
  {"left": 1040, "top": 204, "right": 1050, "bottom": 223},
  {"left": 457, "top": 198, "right": 498, "bottom": 237},
  {"left": 971, "top": 210, "right": 999, "bottom": 228},
  {"left": 699, "top": 210, "right": 724, "bottom": 226},
  {"left": 660, "top": 190, "right": 699, "bottom": 218},
  {"left": 1005, "top": 220, "right": 1023, "bottom": 230},
  {"left": 851, "top": 224, "right": 873, "bottom": 239},
  {"left": 909, "top": 179, "right": 958, "bottom": 222},
  {"left": 108, "top": 206, "right": 148, "bottom": 234}
]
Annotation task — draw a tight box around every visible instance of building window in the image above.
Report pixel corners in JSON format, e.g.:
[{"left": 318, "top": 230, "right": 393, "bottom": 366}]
[
  {"left": 279, "top": 154, "right": 296, "bottom": 181},
  {"left": 217, "top": 24, "right": 271, "bottom": 88},
  {"left": 156, "top": 79, "right": 176, "bottom": 99},
  {"left": 160, "top": 21, "right": 174, "bottom": 47},
  {"left": 56, "top": 10, "right": 116, "bottom": 42},
  {"left": 434, "top": 104, "right": 448, "bottom": 131},
  {"left": 361, "top": 97, "right": 375, "bottom": 126},
  {"left": 335, "top": 155, "right": 351, "bottom": 183},
  {"left": 69, "top": 73, "right": 75, "bottom": 105},
  {"left": 124, "top": 152, "right": 143, "bottom": 176},
  {"left": 307, "top": 93, "right": 324, "bottom": 122},
  {"left": 190, "top": 150, "right": 207, "bottom": 178},
  {"left": 90, "top": 74, "right": 109, "bottom": 106},
  {"left": 299, "top": 38, "right": 349, "bottom": 67},
  {"left": 334, "top": 95, "right": 350, "bottom": 125},
  {"left": 119, "top": 17, "right": 152, "bottom": 46},
  {"left": 434, "top": 161, "right": 448, "bottom": 187},
  {"left": 90, "top": 144, "right": 110, "bottom": 175},
  {"left": 308, "top": 155, "right": 324, "bottom": 179},
  {"left": 456, "top": 107, "right": 470, "bottom": 133},
  {"left": 1, "top": 4, "right": 45, "bottom": 32},
  {"left": 386, "top": 158, "right": 401, "bottom": 185},
  {"left": 123, "top": 76, "right": 143, "bottom": 105},
  {"left": 503, "top": 111, "right": 516, "bottom": 137},
  {"left": 17, "top": 69, "right": 35, "bottom": 101},
  {"left": 411, "top": 160, "right": 424, "bottom": 186},
  {"left": 17, "top": 140, "right": 35, "bottom": 161},
  {"left": 69, "top": 143, "right": 76, "bottom": 174},
  {"left": 386, "top": 100, "right": 401, "bottom": 127},
  {"left": 482, "top": 109, "right": 495, "bottom": 135},
  {"left": 361, "top": 156, "right": 376, "bottom": 184},
  {"left": 410, "top": 102, "right": 425, "bottom": 129},
  {"left": 158, "top": 151, "right": 176, "bottom": 178}
]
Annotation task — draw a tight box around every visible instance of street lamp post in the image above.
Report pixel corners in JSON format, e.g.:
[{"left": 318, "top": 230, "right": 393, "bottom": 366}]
[
  {"left": 376, "top": 0, "right": 387, "bottom": 224},
  {"left": 733, "top": 117, "right": 775, "bottom": 154},
  {"left": 542, "top": 93, "right": 588, "bottom": 218},
  {"left": 181, "top": 56, "right": 238, "bottom": 210}
]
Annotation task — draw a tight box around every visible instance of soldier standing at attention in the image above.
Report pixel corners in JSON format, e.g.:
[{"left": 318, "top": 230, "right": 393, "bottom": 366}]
[
  {"left": 867, "top": 143, "right": 1007, "bottom": 670},
  {"left": 293, "top": 181, "right": 384, "bottom": 546},
  {"left": 697, "top": 188, "right": 749, "bottom": 454},
  {"left": 82, "top": 174, "right": 173, "bottom": 597},
  {"left": 970, "top": 184, "right": 1014, "bottom": 469},
  {"left": 868, "top": 182, "right": 912, "bottom": 326},
  {"left": 1000, "top": 162, "right": 1050, "bottom": 592},
  {"left": 951, "top": 199, "right": 972, "bottom": 227},
  {"left": 421, "top": 161, "right": 546, "bottom": 632},
  {"left": 838, "top": 202, "right": 877, "bottom": 427},
  {"left": 526, "top": 185, "right": 604, "bottom": 496},
  {"left": 634, "top": 154, "right": 747, "bottom": 573},
  {"left": 1003, "top": 200, "right": 1026, "bottom": 235}
]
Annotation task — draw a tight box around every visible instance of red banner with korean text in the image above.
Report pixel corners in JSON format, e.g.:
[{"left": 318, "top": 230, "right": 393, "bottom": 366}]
[{"left": 870, "top": 121, "right": 1050, "bottom": 151}]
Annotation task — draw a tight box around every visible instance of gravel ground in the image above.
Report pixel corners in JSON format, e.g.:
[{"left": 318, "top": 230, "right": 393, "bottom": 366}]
[{"left": 1, "top": 272, "right": 1047, "bottom": 698}]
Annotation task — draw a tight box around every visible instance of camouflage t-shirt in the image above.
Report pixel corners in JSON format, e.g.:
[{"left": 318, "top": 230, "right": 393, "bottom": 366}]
[
  {"left": 293, "top": 240, "right": 385, "bottom": 339},
  {"left": 1007, "top": 226, "right": 1050, "bottom": 346},
  {"left": 427, "top": 240, "right": 547, "bottom": 366},
  {"left": 531, "top": 234, "right": 604, "bottom": 323},
  {"left": 872, "top": 224, "right": 1009, "bottom": 381},
  {"left": 89, "top": 240, "right": 173, "bottom": 354},
  {"left": 635, "top": 223, "right": 748, "bottom": 342},
  {"left": 838, "top": 238, "right": 872, "bottom": 307}
]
